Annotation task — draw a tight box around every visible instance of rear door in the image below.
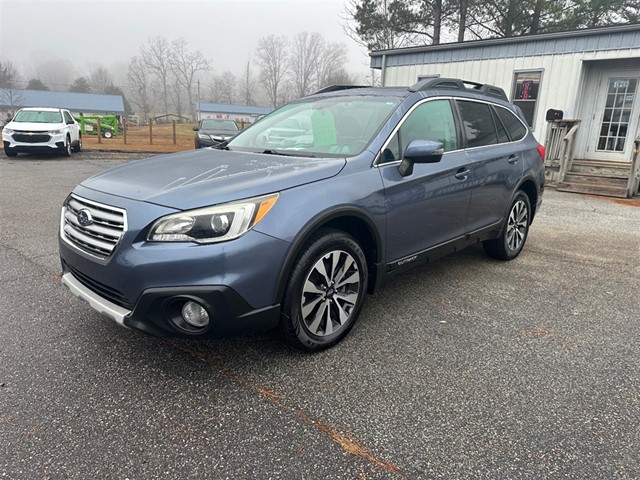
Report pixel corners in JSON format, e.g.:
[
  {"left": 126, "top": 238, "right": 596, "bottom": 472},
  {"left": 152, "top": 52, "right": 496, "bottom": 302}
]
[
  {"left": 456, "top": 100, "right": 524, "bottom": 233},
  {"left": 378, "top": 98, "right": 472, "bottom": 263}
]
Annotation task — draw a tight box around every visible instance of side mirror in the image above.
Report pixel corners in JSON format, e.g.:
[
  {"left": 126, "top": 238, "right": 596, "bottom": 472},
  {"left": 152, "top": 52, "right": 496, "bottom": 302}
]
[
  {"left": 399, "top": 140, "right": 444, "bottom": 177},
  {"left": 193, "top": 127, "right": 199, "bottom": 131}
]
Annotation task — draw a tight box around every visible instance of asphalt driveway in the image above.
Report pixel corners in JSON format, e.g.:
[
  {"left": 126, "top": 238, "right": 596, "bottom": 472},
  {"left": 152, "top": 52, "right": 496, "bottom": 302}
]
[{"left": 1, "top": 152, "right": 639, "bottom": 479}]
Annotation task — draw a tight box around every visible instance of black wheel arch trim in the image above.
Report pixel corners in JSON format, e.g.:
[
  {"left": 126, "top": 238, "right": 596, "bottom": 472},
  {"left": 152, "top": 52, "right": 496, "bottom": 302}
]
[{"left": 273, "top": 206, "right": 384, "bottom": 304}]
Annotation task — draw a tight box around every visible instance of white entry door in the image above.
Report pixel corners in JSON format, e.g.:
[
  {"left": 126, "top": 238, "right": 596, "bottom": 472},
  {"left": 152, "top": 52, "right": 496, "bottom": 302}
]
[{"left": 586, "top": 71, "right": 640, "bottom": 161}]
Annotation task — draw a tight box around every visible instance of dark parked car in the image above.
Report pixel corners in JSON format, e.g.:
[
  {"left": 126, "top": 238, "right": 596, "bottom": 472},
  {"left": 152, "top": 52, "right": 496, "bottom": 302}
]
[
  {"left": 193, "top": 118, "right": 239, "bottom": 148},
  {"left": 59, "top": 78, "right": 545, "bottom": 351}
]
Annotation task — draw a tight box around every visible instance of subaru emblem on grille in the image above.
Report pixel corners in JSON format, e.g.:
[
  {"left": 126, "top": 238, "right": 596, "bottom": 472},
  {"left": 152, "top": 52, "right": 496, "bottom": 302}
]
[{"left": 77, "top": 209, "right": 93, "bottom": 226}]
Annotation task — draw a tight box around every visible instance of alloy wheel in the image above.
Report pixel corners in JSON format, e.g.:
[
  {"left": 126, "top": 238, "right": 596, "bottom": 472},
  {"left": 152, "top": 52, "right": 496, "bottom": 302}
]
[
  {"left": 300, "top": 249, "right": 361, "bottom": 337},
  {"left": 506, "top": 199, "right": 528, "bottom": 252}
]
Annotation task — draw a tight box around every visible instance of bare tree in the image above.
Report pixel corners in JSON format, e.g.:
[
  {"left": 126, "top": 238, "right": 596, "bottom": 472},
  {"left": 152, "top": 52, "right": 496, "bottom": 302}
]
[
  {"left": 169, "top": 74, "right": 184, "bottom": 120},
  {"left": 216, "top": 71, "right": 236, "bottom": 104},
  {"left": 127, "top": 56, "right": 155, "bottom": 122},
  {"left": 170, "top": 38, "right": 210, "bottom": 120},
  {"left": 89, "top": 66, "right": 114, "bottom": 94},
  {"left": 290, "top": 32, "right": 324, "bottom": 98},
  {"left": 255, "top": 35, "right": 289, "bottom": 107},
  {"left": 315, "top": 42, "right": 349, "bottom": 90},
  {"left": 207, "top": 75, "right": 222, "bottom": 103},
  {"left": 0, "top": 59, "right": 24, "bottom": 115},
  {"left": 140, "top": 36, "right": 172, "bottom": 116},
  {"left": 239, "top": 58, "right": 256, "bottom": 105}
]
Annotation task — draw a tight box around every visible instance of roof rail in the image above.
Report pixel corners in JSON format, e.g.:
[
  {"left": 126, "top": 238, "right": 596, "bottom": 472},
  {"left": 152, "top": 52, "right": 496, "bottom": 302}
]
[
  {"left": 408, "top": 77, "right": 508, "bottom": 101},
  {"left": 313, "top": 85, "right": 368, "bottom": 94}
]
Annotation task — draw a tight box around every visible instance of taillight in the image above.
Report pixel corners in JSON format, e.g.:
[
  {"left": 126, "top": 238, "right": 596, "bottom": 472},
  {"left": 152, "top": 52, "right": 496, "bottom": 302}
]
[{"left": 536, "top": 144, "right": 546, "bottom": 161}]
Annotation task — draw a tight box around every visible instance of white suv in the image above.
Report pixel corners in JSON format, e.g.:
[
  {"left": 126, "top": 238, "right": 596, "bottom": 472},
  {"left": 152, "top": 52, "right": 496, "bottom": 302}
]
[{"left": 2, "top": 107, "right": 82, "bottom": 157}]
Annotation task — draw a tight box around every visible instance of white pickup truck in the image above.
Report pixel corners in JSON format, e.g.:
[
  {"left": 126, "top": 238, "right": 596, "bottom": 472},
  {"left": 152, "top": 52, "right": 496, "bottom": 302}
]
[{"left": 2, "top": 107, "right": 82, "bottom": 157}]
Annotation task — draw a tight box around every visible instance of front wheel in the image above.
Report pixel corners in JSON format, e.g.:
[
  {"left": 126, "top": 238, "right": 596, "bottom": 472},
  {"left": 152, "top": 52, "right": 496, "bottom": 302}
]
[
  {"left": 103, "top": 130, "right": 113, "bottom": 139},
  {"left": 483, "top": 191, "right": 531, "bottom": 260},
  {"left": 61, "top": 136, "right": 72, "bottom": 157},
  {"left": 281, "top": 229, "right": 368, "bottom": 351}
]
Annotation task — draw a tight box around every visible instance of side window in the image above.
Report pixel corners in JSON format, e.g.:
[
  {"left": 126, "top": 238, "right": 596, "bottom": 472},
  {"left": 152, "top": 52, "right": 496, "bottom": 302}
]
[
  {"left": 457, "top": 100, "right": 498, "bottom": 148},
  {"left": 491, "top": 107, "right": 510, "bottom": 143},
  {"left": 63, "top": 111, "right": 73, "bottom": 124},
  {"left": 494, "top": 106, "right": 527, "bottom": 141},
  {"left": 381, "top": 99, "right": 458, "bottom": 163}
]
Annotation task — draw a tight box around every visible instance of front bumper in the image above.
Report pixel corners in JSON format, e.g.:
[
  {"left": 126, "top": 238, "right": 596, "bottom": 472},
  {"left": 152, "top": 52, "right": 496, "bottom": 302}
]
[
  {"left": 3, "top": 131, "right": 66, "bottom": 151},
  {"left": 61, "top": 270, "right": 281, "bottom": 337}
]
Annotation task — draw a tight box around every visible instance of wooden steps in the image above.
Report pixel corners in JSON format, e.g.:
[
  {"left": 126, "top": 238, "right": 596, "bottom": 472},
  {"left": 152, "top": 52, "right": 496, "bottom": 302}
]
[{"left": 556, "top": 160, "right": 632, "bottom": 198}]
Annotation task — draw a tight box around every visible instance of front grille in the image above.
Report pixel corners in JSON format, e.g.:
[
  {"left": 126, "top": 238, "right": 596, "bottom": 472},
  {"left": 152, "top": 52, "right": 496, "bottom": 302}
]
[
  {"left": 13, "top": 131, "right": 51, "bottom": 143},
  {"left": 61, "top": 195, "right": 127, "bottom": 259},
  {"left": 63, "top": 261, "right": 133, "bottom": 310}
]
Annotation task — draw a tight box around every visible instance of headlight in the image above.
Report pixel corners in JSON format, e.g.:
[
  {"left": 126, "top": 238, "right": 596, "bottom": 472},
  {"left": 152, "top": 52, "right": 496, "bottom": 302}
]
[
  {"left": 148, "top": 193, "right": 279, "bottom": 243},
  {"left": 2, "top": 128, "right": 13, "bottom": 135},
  {"left": 197, "top": 133, "right": 210, "bottom": 139},
  {"left": 49, "top": 129, "right": 62, "bottom": 134}
]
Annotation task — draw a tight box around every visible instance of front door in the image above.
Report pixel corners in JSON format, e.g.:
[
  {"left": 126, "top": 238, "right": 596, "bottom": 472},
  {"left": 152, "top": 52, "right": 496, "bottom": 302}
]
[{"left": 587, "top": 71, "right": 640, "bottom": 161}]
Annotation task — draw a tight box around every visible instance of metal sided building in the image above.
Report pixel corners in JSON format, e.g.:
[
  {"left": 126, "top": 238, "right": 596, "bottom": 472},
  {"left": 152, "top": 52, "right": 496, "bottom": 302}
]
[
  {"left": 0, "top": 89, "right": 125, "bottom": 115},
  {"left": 370, "top": 25, "right": 640, "bottom": 197}
]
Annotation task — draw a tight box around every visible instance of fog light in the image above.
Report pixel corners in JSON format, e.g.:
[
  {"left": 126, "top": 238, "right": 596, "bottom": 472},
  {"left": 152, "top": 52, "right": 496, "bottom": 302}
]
[{"left": 181, "top": 301, "right": 210, "bottom": 328}]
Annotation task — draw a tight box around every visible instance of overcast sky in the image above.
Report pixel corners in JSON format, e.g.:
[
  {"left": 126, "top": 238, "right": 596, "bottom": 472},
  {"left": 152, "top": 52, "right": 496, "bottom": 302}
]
[{"left": 0, "top": 0, "right": 372, "bottom": 86}]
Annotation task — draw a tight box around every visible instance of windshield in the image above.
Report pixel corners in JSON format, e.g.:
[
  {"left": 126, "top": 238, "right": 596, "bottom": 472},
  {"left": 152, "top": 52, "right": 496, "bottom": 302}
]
[
  {"left": 227, "top": 95, "right": 401, "bottom": 157},
  {"left": 13, "top": 110, "right": 62, "bottom": 123},
  {"left": 200, "top": 119, "right": 238, "bottom": 131}
]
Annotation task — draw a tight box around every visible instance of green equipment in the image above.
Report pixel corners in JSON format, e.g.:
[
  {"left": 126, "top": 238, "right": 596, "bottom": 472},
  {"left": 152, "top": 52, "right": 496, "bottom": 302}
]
[{"left": 74, "top": 114, "right": 119, "bottom": 138}]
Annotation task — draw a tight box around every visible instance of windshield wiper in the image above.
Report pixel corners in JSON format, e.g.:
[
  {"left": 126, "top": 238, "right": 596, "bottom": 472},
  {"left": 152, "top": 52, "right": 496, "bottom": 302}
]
[
  {"left": 212, "top": 140, "right": 230, "bottom": 150},
  {"left": 261, "top": 149, "right": 315, "bottom": 158}
]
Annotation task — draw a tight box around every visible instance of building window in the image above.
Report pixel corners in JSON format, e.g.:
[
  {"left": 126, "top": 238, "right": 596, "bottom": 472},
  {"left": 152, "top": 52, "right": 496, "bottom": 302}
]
[{"left": 511, "top": 71, "right": 542, "bottom": 129}]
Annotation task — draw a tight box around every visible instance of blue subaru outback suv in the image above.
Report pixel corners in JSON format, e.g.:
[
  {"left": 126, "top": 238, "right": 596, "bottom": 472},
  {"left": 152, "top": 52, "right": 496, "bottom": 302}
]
[{"left": 59, "top": 78, "right": 545, "bottom": 351}]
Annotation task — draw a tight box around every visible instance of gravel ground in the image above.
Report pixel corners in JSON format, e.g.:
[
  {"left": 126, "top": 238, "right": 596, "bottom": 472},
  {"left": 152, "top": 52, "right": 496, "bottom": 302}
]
[{"left": 0, "top": 151, "right": 639, "bottom": 479}]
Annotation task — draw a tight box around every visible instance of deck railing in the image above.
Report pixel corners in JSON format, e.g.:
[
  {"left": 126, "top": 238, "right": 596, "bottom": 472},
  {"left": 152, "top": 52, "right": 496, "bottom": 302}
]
[{"left": 543, "top": 119, "right": 581, "bottom": 185}]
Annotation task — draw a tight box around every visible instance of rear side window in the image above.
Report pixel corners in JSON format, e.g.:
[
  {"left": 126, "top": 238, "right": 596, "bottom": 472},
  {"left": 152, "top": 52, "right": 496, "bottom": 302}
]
[
  {"left": 491, "top": 108, "right": 510, "bottom": 143},
  {"left": 494, "top": 106, "right": 527, "bottom": 141},
  {"left": 457, "top": 100, "right": 498, "bottom": 148}
]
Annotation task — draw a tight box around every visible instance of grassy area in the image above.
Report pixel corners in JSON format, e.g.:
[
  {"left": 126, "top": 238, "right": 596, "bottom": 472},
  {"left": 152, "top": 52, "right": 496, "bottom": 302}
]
[{"left": 82, "top": 123, "right": 197, "bottom": 153}]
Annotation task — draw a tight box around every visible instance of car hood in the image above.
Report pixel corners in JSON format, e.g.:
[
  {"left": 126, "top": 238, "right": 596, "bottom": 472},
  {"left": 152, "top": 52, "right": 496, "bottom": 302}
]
[
  {"left": 6, "top": 121, "right": 64, "bottom": 131},
  {"left": 80, "top": 148, "right": 346, "bottom": 210}
]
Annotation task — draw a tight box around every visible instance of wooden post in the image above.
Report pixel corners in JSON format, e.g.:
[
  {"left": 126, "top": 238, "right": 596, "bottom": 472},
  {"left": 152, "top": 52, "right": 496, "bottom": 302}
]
[
  {"left": 149, "top": 118, "right": 153, "bottom": 145},
  {"left": 172, "top": 120, "right": 177, "bottom": 145},
  {"left": 97, "top": 118, "right": 102, "bottom": 144},
  {"left": 123, "top": 116, "right": 127, "bottom": 145}
]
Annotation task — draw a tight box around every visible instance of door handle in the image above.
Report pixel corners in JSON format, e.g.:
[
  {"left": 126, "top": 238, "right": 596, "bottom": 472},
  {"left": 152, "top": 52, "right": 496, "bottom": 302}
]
[
  {"left": 508, "top": 154, "right": 519, "bottom": 165},
  {"left": 454, "top": 168, "right": 471, "bottom": 180}
]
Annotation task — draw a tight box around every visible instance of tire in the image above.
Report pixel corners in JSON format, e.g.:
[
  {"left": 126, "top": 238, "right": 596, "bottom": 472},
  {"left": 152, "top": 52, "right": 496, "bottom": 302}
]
[
  {"left": 483, "top": 190, "right": 531, "bottom": 261},
  {"left": 103, "top": 130, "right": 113, "bottom": 139},
  {"left": 4, "top": 147, "right": 17, "bottom": 157},
  {"left": 281, "top": 229, "right": 368, "bottom": 352},
  {"left": 61, "top": 136, "right": 72, "bottom": 157},
  {"left": 72, "top": 135, "right": 82, "bottom": 152}
]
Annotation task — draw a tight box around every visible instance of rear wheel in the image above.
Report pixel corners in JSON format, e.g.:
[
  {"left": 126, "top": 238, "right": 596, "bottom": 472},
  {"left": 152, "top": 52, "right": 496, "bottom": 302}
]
[
  {"left": 483, "top": 190, "right": 531, "bottom": 260},
  {"left": 72, "top": 135, "right": 82, "bottom": 152},
  {"left": 103, "top": 130, "right": 113, "bottom": 139},
  {"left": 281, "top": 229, "right": 368, "bottom": 351},
  {"left": 4, "top": 146, "right": 17, "bottom": 157}
]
